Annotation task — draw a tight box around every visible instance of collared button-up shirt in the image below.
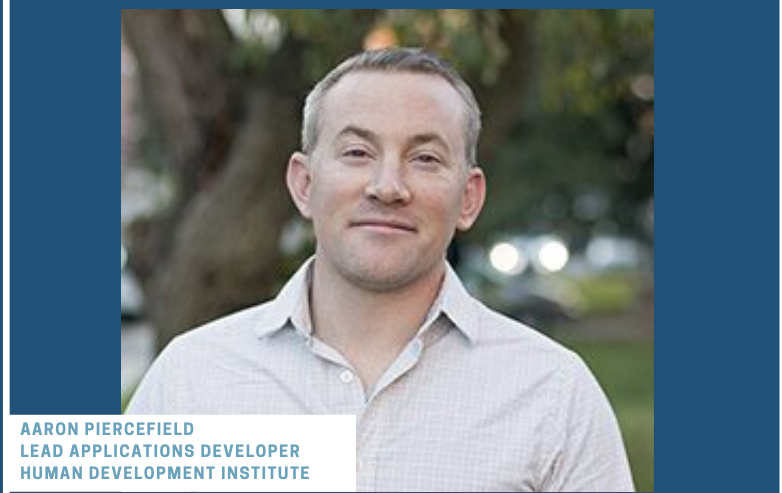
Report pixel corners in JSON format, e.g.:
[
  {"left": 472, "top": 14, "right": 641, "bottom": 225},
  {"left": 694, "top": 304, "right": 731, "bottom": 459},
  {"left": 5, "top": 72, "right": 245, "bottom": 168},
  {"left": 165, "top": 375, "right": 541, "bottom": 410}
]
[{"left": 127, "top": 259, "right": 635, "bottom": 492}]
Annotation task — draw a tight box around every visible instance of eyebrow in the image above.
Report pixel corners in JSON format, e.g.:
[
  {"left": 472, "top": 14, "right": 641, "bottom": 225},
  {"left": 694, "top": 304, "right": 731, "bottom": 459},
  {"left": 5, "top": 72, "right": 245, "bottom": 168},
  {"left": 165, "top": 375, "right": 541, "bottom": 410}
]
[
  {"left": 336, "top": 125, "right": 381, "bottom": 147},
  {"left": 407, "top": 133, "right": 451, "bottom": 154},
  {"left": 336, "top": 125, "right": 451, "bottom": 154}
]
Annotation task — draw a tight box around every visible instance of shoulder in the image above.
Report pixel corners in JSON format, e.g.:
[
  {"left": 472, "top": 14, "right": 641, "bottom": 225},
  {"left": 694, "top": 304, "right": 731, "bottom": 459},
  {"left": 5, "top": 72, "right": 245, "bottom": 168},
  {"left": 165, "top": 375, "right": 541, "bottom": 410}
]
[
  {"left": 178, "top": 297, "right": 282, "bottom": 344},
  {"left": 126, "top": 300, "right": 282, "bottom": 415},
  {"left": 474, "top": 300, "right": 582, "bottom": 370},
  {"left": 158, "top": 299, "right": 281, "bottom": 368},
  {"left": 469, "top": 299, "right": 612, "bottom": 417}
]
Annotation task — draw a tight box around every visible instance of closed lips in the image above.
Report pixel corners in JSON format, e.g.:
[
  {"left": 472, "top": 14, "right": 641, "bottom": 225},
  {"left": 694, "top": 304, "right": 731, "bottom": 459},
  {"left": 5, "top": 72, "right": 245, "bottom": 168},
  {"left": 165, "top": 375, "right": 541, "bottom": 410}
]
[{"left": 351, "top": 219, "right": 416, "bottom": 232}]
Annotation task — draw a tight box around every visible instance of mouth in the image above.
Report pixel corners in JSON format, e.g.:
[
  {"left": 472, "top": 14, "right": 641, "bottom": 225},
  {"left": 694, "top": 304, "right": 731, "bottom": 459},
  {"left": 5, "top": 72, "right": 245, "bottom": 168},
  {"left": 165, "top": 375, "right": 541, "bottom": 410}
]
[{"left": 350, "top": 218, "right": 417, "bottom": 234}]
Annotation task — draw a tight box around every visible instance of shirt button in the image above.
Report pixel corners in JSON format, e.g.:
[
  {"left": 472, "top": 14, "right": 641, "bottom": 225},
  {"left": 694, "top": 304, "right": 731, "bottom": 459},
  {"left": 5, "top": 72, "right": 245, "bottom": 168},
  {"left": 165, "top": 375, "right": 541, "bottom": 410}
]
[
  {"left": 340, "top": 370, "right": 355, "bottom": 384},
  {"left": 356, "top": 458, "right": 364, "bottom": 471}
]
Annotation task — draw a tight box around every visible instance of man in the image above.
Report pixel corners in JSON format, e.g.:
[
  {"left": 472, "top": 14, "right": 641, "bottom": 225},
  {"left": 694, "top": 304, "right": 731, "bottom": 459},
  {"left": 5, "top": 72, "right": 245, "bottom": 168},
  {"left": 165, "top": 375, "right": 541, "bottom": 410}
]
[{"left": 128, "top": 47, "right": 635, "bottom": 492}]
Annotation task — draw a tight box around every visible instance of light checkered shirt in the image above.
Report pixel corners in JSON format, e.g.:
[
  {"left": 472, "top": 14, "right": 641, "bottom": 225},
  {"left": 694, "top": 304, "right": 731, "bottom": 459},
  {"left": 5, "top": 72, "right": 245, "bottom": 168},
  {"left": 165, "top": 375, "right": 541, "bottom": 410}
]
[{"left": 128, "top": 259, "right": 635, "bottom": 491}]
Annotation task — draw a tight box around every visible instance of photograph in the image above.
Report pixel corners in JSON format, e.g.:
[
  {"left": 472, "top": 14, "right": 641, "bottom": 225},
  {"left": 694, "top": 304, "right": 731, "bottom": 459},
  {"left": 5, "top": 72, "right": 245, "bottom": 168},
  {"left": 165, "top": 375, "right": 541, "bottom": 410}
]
[{"left": 121, "top": 9, "right": 654, "bottom": 491}]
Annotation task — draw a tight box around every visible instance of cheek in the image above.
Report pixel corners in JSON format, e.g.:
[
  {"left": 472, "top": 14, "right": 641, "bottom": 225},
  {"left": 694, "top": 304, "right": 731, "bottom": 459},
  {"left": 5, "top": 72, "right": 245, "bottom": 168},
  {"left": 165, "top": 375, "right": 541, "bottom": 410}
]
[
  {"left": 417, "top": 187, "right": 465, "bottom": 227},
  {"left": 308, "top": 175, "right": 360, "bottom": 219}
]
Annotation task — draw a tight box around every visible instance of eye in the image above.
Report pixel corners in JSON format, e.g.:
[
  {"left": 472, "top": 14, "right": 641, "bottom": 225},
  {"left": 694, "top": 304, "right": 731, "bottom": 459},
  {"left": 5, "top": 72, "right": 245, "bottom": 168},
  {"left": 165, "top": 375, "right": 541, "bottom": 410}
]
[
  {"left": 345, "top": 149, "right": 370, "bottom": 158},
  {"left": 413, "top": 153, "right": 443, "bottom": 167},
  {"left": 341, "top": 147, "right": 374, "bottom": 162}
]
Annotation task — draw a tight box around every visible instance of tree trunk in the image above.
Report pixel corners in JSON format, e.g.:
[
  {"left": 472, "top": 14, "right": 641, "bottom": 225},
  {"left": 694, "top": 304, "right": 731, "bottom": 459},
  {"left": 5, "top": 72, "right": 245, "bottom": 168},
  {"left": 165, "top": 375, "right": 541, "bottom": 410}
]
[
  {"left": 152, "top": 89, "right": 300, "bottom": 348},
  {"left": 122, "top": 9, "right": 304, "bottom": 350},
  {"left": 475, "top": 10, "right": 534, "bottom": 167}
]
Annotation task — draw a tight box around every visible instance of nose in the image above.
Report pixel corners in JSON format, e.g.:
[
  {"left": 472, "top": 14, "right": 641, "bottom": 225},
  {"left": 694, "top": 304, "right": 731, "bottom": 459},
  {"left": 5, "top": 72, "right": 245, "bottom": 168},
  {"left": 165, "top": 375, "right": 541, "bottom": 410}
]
[{"left": 364, "top": 161, "right": 412, "bottom": 205}]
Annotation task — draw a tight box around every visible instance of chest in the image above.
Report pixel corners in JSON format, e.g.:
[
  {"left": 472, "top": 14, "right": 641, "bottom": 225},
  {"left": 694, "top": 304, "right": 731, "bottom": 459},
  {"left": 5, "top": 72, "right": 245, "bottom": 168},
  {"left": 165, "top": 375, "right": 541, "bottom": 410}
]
[
  {"left": 353, "top": 392, "right": 547, "bottom": 492},
  {"left": 185, "top": 335, "right": 558, "bottom": 490}
]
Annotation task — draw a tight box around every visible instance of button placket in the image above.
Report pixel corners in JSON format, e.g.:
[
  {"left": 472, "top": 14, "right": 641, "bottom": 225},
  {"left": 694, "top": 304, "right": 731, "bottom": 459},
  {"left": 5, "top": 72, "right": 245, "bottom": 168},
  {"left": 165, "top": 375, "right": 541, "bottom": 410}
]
[{"left": 356, "top": 408, "right": 380, "bottom": 493}]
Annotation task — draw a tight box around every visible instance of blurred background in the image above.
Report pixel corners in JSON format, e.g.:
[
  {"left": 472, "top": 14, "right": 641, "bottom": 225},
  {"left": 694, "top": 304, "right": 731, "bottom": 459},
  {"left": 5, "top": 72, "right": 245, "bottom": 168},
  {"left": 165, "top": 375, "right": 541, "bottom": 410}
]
[{"left": 121, "top": 9, "right": 653, "bottom": 490}]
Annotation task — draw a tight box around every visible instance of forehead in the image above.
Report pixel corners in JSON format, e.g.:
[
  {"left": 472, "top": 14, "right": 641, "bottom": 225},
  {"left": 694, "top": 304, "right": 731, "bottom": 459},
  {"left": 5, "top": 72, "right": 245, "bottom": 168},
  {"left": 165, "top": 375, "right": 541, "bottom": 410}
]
[{"left": 319, "top": 71, "right": 467, "bottom": 149}]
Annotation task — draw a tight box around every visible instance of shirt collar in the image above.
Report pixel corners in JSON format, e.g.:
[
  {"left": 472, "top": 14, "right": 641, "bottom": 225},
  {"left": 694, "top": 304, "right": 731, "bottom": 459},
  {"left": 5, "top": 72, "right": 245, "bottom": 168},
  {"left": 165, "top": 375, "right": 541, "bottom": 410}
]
[
  {"left": 255, "top": 257, "right": 481, "bottom": 345},
  {"left": 254, "top": 257, "right": 315, "bottom": 340},
  {"left": 438, "top": 262, "right": 481, "bottom": 344}
]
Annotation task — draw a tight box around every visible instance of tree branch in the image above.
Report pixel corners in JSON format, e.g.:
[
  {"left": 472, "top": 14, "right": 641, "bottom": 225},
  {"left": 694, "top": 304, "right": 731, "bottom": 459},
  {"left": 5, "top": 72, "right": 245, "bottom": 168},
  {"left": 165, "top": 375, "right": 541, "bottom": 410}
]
[{"left": 475, "top": 10, "right": 535, "bottom": 167}]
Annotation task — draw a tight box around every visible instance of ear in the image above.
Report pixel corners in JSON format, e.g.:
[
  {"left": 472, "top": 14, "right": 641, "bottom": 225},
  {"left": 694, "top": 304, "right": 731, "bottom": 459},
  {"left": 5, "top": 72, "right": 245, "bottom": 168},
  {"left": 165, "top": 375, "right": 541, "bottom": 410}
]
[
  {"left": 286, "top": 152, "right": 314, "bottom": 219},
  {"left": 456, "top": 167, "right": 486, "bottom": 231}
]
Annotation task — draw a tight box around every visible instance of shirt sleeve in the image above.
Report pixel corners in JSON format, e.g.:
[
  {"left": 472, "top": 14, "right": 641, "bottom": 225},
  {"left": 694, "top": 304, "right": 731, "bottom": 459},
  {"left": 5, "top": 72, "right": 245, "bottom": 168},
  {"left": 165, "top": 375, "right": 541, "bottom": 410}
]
[{"left": 539, "top": 353, "right": 636, "bottom": 492}]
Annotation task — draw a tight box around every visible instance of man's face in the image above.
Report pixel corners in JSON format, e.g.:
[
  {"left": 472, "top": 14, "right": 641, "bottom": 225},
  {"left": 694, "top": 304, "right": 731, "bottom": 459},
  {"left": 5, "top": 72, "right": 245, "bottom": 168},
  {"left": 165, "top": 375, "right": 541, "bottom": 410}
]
[{"left": 288, "top": 71, "right": 485, "bottom": 292}]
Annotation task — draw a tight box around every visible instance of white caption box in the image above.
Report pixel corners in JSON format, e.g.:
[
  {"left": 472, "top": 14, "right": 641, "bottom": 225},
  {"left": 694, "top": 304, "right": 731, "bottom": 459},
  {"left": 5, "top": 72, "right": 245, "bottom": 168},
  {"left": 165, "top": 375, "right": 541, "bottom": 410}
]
[{"left": 6, "top": 415, "right": 356, "bottom": 492}]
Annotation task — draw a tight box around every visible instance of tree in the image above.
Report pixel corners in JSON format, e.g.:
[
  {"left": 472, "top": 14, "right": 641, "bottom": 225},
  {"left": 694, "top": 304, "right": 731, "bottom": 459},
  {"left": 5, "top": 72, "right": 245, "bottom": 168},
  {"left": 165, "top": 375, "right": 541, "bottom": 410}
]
[
  {"left": 475, "top": 9, "right": 654, "bottom": 246},
  {"left": 122, "top": 9, "right": 307, "bottom": 350}
]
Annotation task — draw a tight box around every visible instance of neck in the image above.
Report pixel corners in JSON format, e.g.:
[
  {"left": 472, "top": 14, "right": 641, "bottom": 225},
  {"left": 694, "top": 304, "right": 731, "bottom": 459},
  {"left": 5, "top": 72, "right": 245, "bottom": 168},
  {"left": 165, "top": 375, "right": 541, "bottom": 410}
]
[{"left": 309, "top": 257, "right": 445, "bottom": 388}]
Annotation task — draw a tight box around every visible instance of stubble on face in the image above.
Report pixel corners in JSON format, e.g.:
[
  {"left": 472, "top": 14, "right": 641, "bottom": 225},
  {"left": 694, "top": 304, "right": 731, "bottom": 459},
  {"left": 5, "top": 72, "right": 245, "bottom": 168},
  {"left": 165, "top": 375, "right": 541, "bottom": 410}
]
[{"left": 307, "top": 71, "right": 472, "bottom": 294}]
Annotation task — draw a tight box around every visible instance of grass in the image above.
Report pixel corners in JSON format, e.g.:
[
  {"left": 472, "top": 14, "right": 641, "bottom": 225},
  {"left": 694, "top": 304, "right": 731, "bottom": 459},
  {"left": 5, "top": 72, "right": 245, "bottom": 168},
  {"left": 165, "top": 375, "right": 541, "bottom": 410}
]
[
  {"left": 570, "top": 273, "right": 642, "bottom": 316},
  {"left": 563, "top": 338, "right": 655, "bottom": 492}
]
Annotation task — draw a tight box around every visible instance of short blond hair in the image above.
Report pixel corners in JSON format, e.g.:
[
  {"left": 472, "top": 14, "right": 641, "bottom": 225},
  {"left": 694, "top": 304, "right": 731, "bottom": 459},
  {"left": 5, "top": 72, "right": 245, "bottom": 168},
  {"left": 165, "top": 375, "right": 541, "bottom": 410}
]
[{"left": 302, "top": 47, "right": 482, "bottom": 167}]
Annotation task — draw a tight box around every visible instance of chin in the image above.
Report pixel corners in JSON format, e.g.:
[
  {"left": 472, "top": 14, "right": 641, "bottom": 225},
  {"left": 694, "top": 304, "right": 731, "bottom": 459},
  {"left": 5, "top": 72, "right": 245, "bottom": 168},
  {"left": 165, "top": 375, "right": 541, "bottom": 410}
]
[
  {"left": 346, "top": 268, "right": 420, "bottom": 292},
  {"left": 339, "top": 251, "right": 439, "bottom": 292}
]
